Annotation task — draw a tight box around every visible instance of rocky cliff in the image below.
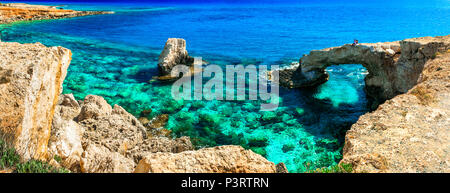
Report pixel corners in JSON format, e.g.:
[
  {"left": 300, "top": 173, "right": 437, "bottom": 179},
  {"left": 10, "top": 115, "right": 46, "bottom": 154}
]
[
  {"left": 0, "top": 41, "right": 278, "bottom": 173},
  {"left": 0, "top": 42, "right": 71, "bottom": 161},
  {"left": 340, "top": 47, "right": 450, "bottom": 173},
  {"left": 0, "top": 3, "right": 113, "bottom": 24}
]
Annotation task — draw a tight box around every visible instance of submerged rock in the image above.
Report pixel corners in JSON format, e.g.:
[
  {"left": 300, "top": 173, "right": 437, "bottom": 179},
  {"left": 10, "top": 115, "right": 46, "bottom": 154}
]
[{"left": 77, "top": 95, "right": 113, "bottom": 121}]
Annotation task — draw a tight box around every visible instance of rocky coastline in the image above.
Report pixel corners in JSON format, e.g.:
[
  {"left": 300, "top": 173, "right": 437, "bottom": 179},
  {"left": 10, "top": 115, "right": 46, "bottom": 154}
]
[
  {"left": 0, "top": 3, "right": 113, "bottom": 24},
  {"left": 0, "top": 4, "right": 448, "bottom": 172}
]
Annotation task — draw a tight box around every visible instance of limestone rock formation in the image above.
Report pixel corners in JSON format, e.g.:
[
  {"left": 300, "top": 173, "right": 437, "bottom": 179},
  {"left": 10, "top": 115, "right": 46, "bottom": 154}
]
[
  {"left": 80, "top": 142, "right": 135, "bottom": 173},
  {"left": 77, "top": 95, "right": 113, "bottom": 121},
  {"left": 340, "top": 46, "right": 450, "bottom": 173},
  {"left": 158, "top": 38, "right": 194, "bottom": 76},
  {"left": 277, "top": 35, "right": 450, "bottom": 108},
  {"left": 134, "top": 145, "right": 277, "bottom": 173},
  {"left": 0, "top": 42, "right": 71, "bottom": 161},
  {"left": 48, "top": 94, "right": 83, "bottom": 171},
  {"left": 0, "top": 3, "right": 113, "bottom": 24}
]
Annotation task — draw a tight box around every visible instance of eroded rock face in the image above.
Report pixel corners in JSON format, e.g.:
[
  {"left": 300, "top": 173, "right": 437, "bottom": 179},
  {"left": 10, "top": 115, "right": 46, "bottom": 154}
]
[
  {"left": 158, "top": 38, "right": 194, "bottom": 76},
  {"left": 79, "top": 97, "right": 147, "bottom": 156},
  {"left": 48, "top": 94, "right": 83, "bottom": 171},
  {"left": 340, "top": 49, "right": 450, "bottom": 173},
  {"left": 0, "top": 42, "right": 71, "bottom": 161},
  {"left": 80, "top": 142, "right": 135, "bottom": 173},
  {"left": 134, "top": 145, "right": 277, "bottom": 173},
  {"left": 278, "top": 35, "right": 450, "bottom": 108}
]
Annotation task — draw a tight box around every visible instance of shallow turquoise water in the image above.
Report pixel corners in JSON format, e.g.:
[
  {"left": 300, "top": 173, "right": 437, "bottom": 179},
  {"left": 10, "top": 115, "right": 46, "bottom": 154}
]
[{"left": 1, "top": 1, "right": 449, "bottom": 172}]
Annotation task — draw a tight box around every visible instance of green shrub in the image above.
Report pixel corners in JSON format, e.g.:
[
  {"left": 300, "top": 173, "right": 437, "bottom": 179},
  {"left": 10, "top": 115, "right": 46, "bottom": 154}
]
[
  {"left": 0, "top": 140, "right": 20, "bottom": 169},
  {"left": 306, "top": 163, "right": 353, "bottom": 173},
  {"left": 16, "top": 160, "right": 69, "bottom": 173},
  {"left": 0, "top": 139, "right": 69, "bottom": 173}
]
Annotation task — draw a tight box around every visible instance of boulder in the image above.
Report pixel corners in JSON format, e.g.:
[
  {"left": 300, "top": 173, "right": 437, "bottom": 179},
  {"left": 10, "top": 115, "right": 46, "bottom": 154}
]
[
  {"left": 0, "top": 42, "right": 71, "bottom": 161},
  {"left": 79, "top": 97, "right": 147, "bottom": 155},
  {"left": 48, "top": 94, "right": 83, "bottom": 171},
  {"left": 48, "top": 118, "right": 83, "bottom": 172},
  {"left": 77, "top": 95, "right": 112, "bottom": 121},
  {"left": 134, "top": 145, "right": 277, "bottom": 173},
  {"left": 129, "top": 136, "right": 194, "bottom": 163},
  {"left": 158, "top": 38, "right": 194, "bottom": 76},
  {"left": 80, "top": 143, "right": 135, "bottom": 173}
]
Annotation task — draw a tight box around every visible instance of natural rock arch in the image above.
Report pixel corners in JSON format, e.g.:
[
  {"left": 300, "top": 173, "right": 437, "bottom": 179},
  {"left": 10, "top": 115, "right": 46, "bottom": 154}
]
[{"left": 278, "top": 36, "right": 450, "bottom": 109}]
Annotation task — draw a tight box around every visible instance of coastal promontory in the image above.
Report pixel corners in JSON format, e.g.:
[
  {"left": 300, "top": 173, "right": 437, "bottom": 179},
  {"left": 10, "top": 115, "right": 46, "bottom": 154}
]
[
  {"left": 0, "top": 3, "right": 113, "bottom": 24},
  {"left": 278, "top": 35, "right": 450, "bottom": 172}
]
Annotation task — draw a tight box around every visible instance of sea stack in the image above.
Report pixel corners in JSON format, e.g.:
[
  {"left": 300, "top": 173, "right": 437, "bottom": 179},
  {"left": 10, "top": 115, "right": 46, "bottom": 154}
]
[{"left": 158, "top": 38, "right": 194, "bottom": 76}]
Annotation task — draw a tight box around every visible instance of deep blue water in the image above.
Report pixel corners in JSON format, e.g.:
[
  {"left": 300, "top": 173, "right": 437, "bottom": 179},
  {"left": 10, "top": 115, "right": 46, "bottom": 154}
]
[{"left": 1, "top": 1, "right": 449, "bottom": 172}]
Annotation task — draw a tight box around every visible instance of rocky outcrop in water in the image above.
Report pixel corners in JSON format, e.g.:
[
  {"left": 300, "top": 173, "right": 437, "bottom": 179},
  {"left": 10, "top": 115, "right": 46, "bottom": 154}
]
[
  {"left": 0, "top": 3, "right": 113, "bottom": 24},
  {"left": 0, "top": 42, "right": 71, "bottom": 161},
  {"left": 277, "top": 35, "right": 450, "bottom": 108},
  {"left": 157, "top": 38, "right": 194, "bottom": 76}
]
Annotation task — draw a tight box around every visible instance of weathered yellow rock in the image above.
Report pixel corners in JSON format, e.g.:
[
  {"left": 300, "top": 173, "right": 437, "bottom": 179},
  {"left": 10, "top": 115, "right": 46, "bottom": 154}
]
[
  {"left": 340, "top": 49, "right": 450, "bottom": 173},
  {"left": 0, "top": 42, "right": 71, "bottom": 161},
  {"left": 48, "top": 94, "right": 83, "bottom": 172},
  {"left": 80, "top": 143, "right": 135, "bottom": 173},
  {"left": 134, "top": 145, "right": 277, "bottom": 173}
]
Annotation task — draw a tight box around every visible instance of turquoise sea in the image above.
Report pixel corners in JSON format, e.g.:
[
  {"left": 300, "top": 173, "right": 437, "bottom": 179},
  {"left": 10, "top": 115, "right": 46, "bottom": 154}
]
[{"left": 1, "top": 0, "right": 449, "bottom": 172}]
